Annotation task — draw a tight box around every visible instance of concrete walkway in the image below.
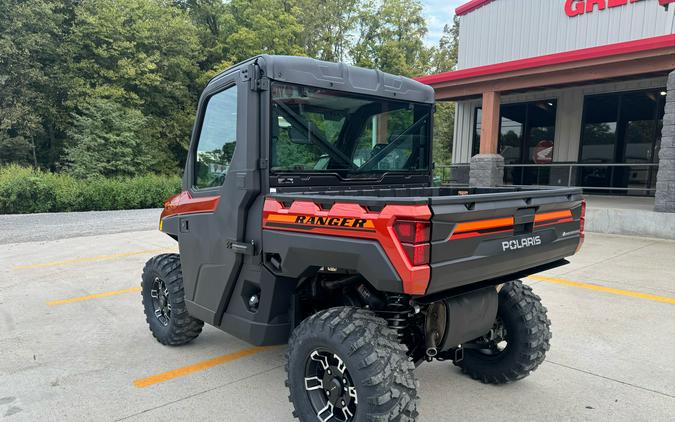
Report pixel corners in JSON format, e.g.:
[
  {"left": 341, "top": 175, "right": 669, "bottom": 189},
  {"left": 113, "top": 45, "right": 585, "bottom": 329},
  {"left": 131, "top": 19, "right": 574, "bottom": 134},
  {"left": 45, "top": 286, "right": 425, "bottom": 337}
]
[{"left": 585, "top": 195, "right": 675, "bottom": 240}]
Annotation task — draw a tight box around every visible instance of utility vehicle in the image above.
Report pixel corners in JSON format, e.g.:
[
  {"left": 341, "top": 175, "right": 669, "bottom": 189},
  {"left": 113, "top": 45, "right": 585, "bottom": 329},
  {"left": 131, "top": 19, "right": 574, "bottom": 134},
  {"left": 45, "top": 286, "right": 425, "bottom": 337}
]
[{"left": 141, "top": 55, "right": 585, "bottom": 421}]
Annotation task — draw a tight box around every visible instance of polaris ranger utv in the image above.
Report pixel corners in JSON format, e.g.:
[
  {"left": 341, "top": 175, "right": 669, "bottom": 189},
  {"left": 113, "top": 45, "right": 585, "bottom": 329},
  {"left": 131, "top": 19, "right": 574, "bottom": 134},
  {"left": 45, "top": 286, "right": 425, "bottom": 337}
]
[{"left": 141, "top": 55, "right": 585, "bottom": 421}]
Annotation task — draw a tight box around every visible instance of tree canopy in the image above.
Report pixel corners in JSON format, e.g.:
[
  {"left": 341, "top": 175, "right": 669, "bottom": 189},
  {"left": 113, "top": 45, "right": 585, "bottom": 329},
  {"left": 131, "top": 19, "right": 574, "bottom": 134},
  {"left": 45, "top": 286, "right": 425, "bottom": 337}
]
[{"left": 0, "top": 0, "right": 459, "bottom": 176}]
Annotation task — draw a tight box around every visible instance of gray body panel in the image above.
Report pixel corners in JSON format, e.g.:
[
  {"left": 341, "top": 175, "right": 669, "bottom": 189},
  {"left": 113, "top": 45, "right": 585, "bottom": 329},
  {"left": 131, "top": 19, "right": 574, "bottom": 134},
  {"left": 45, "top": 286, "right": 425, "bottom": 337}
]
[{"left": 262, "top": 230, "right": 403, "bottom": 293}]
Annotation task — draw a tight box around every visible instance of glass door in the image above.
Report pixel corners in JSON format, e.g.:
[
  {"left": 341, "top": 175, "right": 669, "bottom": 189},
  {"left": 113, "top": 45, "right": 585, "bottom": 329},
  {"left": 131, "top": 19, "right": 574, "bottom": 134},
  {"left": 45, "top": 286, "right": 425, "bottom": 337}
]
[{"left": 498, "top": 100, "right": 556, "bottom": 185}]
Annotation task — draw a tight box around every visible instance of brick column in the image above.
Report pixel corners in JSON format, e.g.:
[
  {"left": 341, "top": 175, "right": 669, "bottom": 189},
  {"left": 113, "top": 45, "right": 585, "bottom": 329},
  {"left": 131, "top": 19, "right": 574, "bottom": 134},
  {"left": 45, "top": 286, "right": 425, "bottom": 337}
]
[
  {"left": 655, "top": 70, "right": 675, "bottom": 213},
  {"left": 470, "top": 91, "right": 504, "bottom": 187}
]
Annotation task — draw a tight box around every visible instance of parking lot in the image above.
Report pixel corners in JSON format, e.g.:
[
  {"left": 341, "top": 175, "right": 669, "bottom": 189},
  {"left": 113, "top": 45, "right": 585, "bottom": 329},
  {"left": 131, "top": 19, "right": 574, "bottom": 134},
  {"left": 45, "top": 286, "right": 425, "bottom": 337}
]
[{"left": 1, "top": 211, "right": 674, "bottom": 421}]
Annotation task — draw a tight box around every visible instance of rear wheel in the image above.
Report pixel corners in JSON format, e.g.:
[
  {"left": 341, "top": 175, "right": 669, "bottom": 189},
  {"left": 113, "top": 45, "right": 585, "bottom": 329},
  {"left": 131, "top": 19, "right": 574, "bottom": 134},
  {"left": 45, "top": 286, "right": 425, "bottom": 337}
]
[
  {"left": 455, "top": 280, "right": 551, "bottom": 384},
  {"left": 141, "top": 253, "right": 203, "bottom": 346},
  {"left": 286, "top": 307, "right": 418, "bottom": 421}
]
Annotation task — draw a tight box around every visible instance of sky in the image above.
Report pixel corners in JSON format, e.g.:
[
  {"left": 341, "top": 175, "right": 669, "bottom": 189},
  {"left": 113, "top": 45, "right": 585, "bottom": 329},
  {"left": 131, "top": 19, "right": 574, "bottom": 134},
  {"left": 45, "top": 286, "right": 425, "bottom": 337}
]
[{"left": 421, "top": 0, "right": 465, "bottom": 46}]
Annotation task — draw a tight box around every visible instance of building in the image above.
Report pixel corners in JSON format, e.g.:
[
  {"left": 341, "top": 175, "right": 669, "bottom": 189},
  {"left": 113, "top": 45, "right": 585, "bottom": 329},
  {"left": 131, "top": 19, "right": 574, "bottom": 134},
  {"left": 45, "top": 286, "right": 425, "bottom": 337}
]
[{"left": 417, "top": 0, "right": 675, "bottom": 213}]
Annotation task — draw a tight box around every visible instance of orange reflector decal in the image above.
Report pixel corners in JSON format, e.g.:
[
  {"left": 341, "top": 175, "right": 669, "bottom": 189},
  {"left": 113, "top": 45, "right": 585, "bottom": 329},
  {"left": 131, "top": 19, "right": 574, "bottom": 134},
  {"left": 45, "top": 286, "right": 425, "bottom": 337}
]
[
  {"left": 535, "top": 210, "right": 572, "bottom": 223},
  {"left": 453, "top": 217, "right": 514, "bottom": 234}
]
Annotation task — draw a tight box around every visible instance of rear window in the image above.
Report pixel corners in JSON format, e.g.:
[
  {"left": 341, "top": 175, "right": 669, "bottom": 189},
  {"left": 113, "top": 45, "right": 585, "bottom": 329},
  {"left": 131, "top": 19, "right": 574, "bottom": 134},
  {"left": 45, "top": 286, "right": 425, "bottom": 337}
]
[{"left": 271, "top": 82, "right": 431, "bottom": 176}]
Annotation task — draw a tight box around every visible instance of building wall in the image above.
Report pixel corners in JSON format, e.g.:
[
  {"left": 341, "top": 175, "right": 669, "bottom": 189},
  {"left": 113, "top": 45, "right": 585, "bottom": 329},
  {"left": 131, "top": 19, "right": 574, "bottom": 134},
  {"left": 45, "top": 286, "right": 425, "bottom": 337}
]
[
  {"left": 451, "top": 76, "right": 668, "bottom": 163},
  {"left": 457, "top": 0, "right": 675, "bottom": 70}
]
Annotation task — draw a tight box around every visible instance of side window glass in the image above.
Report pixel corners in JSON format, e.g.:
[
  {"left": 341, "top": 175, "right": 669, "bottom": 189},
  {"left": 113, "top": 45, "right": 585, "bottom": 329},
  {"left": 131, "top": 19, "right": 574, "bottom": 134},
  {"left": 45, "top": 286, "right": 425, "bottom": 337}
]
[{"left": 194, "top": 85, "right": 238, "bottom": 189}]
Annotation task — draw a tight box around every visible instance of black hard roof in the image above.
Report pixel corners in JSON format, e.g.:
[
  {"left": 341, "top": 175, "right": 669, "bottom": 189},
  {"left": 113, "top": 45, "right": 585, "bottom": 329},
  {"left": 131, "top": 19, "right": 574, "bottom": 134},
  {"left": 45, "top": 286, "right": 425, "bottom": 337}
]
[{"left": 209, "top": 55, "right": 435, "bottom": 104}]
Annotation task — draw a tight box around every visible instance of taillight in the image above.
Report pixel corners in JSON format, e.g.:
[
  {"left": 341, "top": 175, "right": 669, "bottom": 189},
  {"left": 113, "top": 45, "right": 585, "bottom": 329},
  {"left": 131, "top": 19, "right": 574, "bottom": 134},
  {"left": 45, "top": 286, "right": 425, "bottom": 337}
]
[
  {"left": 576, "top": 200, "right": 586, "bottom": 253},
  {"left": 394, "top": 220, "right": 431, "bottom": 266},
  {"left": 401, "top": 243, "right": 430, "bottom": 266},
  {"left": 394, "top": 220, "right": 431, "bottom": 243}
]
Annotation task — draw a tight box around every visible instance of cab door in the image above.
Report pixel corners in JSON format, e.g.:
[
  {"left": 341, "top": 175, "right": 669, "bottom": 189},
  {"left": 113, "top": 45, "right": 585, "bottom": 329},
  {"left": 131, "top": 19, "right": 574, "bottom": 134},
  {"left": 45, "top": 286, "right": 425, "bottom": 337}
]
[{"left": 178, "top": 68, "right": 260, "bottom": 325}]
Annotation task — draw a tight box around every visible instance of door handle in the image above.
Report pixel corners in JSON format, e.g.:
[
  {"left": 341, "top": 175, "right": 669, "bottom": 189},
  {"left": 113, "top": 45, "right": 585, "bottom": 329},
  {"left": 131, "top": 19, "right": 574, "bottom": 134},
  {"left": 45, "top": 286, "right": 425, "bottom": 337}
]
[{"left": 226, "top": 240, "right": 254, "bottom": 255}]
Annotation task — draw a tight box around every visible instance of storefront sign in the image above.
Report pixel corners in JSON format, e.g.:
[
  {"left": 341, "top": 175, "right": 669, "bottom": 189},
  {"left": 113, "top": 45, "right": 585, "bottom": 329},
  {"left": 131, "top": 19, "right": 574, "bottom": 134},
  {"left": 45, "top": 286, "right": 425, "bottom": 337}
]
[{"left": 564, "top": 0, "right": 648, "bottom": 17}]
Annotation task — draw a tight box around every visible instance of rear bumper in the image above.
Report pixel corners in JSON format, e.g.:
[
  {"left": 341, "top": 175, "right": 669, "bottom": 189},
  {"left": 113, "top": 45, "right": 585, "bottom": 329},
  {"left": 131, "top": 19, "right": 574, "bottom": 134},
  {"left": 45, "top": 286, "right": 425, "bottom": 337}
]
[{"left": 427, "top": 234, "right": 579, "bottom": 295}]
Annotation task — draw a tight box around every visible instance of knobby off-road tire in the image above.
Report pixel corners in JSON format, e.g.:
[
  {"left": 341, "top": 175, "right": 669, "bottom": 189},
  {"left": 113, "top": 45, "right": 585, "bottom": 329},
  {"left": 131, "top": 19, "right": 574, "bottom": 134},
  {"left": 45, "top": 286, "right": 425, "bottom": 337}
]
[
  {"left": 455, "top": 280, "right": 551, "bottom": 384},
  {"left": 286, "top": 307, "right": 418, "bottom": 422},
  {"left": 141, "top": 253, "right": 203, "bottom": 346}
]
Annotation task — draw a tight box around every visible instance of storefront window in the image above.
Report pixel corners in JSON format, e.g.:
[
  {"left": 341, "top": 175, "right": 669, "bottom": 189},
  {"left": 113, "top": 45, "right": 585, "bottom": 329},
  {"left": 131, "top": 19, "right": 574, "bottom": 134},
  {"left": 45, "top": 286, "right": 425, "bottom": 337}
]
[
  {"left": 525, "top": 101, "right": 556, "bottom": 165},
  {"left": 580, "top": 95, "right": 619, "bottom": 164},
  {"left": 472, "top": 100, "right": 557, "bottom": 185},
  {"left": 471, "top": 100, "right": 557, "bottom": 165},
  {"left": 499, "top": 104, "right": 525, "bottom": 164},
  {"left": 579, "top": 89, "right": 665, "bottom": 195}
]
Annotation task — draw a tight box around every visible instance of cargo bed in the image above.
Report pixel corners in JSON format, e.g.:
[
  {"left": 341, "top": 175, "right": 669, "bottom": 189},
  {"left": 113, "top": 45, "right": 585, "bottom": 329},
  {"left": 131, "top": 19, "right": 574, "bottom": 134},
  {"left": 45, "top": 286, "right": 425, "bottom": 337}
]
[{"left": 270, "top": 186, "right": 584, "bottom": 295}]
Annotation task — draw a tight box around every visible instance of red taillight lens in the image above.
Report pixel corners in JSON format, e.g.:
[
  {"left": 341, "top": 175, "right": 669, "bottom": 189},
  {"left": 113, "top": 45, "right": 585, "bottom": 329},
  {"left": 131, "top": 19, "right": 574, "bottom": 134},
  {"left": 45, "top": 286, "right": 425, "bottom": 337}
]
[
  {"left": 401, "top": 243, "right": 430, "bottom": 266},
  {"left": 394, "top": 220, "right": 431, "bottom": 266},
  {"left": 394, "top": 220, "right": 431, "bottom": 244},
  {"left": 576, "top": 200, "right": 586, "bottom": 253}
]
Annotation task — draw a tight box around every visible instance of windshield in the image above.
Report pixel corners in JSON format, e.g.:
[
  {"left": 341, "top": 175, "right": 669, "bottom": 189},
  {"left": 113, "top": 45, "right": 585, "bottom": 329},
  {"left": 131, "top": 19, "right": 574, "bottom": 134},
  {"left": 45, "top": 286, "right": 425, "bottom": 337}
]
[{"left": 270, "top": 82, "right": 431, "bottom": 176}]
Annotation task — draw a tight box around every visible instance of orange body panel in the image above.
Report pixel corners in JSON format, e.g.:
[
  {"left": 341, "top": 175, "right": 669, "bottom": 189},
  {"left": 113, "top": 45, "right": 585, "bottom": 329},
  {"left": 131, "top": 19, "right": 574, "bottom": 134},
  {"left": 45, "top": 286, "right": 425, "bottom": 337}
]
[
  {"left": 160, "top": 191, "right": 220, "bottom": 219},
  {"left": 263, "top": 198, "right": 432, "bottom": 295}
]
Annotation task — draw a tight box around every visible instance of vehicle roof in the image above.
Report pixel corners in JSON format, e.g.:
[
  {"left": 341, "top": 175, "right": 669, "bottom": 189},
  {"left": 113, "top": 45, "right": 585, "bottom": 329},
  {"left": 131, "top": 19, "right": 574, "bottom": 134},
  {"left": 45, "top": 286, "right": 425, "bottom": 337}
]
[{"left": 208, "top": 55, "right": 435, "bottom": 104}]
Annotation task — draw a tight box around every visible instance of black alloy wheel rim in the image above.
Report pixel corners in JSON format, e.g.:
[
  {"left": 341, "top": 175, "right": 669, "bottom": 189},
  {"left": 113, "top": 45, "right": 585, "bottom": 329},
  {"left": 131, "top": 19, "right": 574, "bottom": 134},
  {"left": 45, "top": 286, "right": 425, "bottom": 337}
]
[
  {"left": 150, "top": 276, "right": 171, "bottom": 326},
  {"left": 304, "top": 349, "right": 358, "bottom": 422}
]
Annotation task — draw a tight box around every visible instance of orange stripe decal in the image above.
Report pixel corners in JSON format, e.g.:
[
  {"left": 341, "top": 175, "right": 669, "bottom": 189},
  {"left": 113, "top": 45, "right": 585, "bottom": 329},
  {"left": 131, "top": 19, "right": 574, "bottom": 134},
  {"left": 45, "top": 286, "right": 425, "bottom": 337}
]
[
  {"left": 265, "top": 213, "right": 376, "bottom": 229},
  {"left": 535, "top": 210, "right": 572, "bottom": 223},
  {"left": 453, "top": 217, "right": 514, "bottom": 234}
]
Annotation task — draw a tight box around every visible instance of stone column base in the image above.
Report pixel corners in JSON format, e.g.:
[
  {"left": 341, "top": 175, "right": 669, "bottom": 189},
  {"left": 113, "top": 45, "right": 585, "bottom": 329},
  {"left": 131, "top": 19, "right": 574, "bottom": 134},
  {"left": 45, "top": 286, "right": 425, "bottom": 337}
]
[
  {"left": 469, "top": 154, "right": 504, "bottom": 187},
  {"left": 655, "top": 70, "right": 675, "bottom": 213}
]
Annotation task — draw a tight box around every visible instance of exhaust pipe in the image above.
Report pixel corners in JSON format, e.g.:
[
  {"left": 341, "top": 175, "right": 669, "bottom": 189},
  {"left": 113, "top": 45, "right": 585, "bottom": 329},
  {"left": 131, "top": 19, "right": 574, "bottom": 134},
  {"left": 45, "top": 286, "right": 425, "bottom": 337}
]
[
  {"left": 425, "top": 331, "right": 439, "bottom": 357},
  {"left": 424, "top": 302, "right": 445, "bottom": 358}
]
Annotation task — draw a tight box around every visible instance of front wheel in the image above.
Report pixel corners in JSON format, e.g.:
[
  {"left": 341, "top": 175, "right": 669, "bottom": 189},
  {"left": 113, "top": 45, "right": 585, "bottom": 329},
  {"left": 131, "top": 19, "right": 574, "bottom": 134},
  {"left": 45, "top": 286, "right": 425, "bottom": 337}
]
[
  {"left": 455, "top": 280, "right": 551, "bottom": 384},
  {"left": 286, "top": 307, "right": 418, "bottom": 421},
  {"left": 141, "top": 253, "right": 203, "bottom": 346}
]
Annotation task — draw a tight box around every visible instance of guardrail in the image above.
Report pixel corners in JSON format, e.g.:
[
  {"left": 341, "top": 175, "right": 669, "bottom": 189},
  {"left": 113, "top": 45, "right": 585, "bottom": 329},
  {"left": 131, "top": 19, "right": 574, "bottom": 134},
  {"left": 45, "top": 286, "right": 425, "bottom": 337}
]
[{"left": 435, "top": 163, "right": 659, "bottom": 195}]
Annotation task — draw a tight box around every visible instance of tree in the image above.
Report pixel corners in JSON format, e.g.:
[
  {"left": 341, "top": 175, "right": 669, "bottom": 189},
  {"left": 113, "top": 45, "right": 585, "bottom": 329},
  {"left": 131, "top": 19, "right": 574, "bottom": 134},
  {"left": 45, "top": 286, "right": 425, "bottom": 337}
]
[
  {"left": 224, "top": 0, "right": 305, "bottom": 62},
  {"left": 1, "top": 0, "right": 462, "bottom": 178},
  {"left": 297, "top": 0, "right": 360, "bottom": 62},
  {"left": 352, "top": 0, "right": 432, "bottom": 77},
  {"left": 66, "top": 0, "right": 204, "bottom": 171},
  {"left": 174, "top": 0, "right": 233, "bottom": 73},
  {"left": 429, "top": 16, "right": 459, "bottom": 74},
  {"left": 0, "top": 0, "right": 68, "bottom": 169},
  {"left": 64, "top": 98, "right": 151, "bottom": 178},
  {"left": 428, "top": 16, "right": 460, "bottom": 167}
]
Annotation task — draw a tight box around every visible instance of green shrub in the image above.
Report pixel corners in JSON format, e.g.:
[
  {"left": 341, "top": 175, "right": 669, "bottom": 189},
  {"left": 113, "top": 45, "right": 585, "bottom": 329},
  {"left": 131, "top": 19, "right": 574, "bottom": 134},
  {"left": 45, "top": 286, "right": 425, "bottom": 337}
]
[{"left": 0, "top": 165, "right": 181, "bottom": 214}]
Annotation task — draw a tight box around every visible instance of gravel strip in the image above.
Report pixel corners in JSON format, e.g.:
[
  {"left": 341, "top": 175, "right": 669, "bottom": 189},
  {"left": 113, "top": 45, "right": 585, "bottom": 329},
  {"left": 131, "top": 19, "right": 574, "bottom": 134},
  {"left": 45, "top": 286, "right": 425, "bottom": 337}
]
[{"left": 0, "top": 208, "right": 162, "bottom": 244}]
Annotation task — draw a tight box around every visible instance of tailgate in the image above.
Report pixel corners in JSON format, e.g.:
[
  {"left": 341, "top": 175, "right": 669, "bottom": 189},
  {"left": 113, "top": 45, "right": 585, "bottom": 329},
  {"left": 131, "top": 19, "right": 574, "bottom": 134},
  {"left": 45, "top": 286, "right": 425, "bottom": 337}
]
[{"left": 428, "top": 188, "right": 583, "bottom": 294}]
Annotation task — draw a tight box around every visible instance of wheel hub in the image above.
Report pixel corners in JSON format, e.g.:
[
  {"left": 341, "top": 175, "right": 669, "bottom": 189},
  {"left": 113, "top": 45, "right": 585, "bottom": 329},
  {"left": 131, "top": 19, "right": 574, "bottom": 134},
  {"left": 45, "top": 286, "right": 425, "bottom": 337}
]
[
  {"left": 475, "top": 317, "right": 508, "bottom": 355},
  {"left": 304, "top": 349, "right": 357, "bottom": 421},
  {"left": 150, "top": 277, "right": 171, "bottom": 326}
]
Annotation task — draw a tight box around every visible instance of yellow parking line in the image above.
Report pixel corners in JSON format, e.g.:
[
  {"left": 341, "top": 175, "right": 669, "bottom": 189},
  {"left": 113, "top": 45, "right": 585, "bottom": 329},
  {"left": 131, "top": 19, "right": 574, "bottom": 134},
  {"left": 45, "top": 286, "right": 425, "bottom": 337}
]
[
  {"left": 14, "top": 248, "right": 174, "bottom": 270},
  {"left": 528, "top": 275, "right": 675, "bottom": 305},
  {"left": 133, "top": 346, "right": 273, "bottom": 388},
  {"left": 48, "top": 287, "right": 142, "bottom": 306}
]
